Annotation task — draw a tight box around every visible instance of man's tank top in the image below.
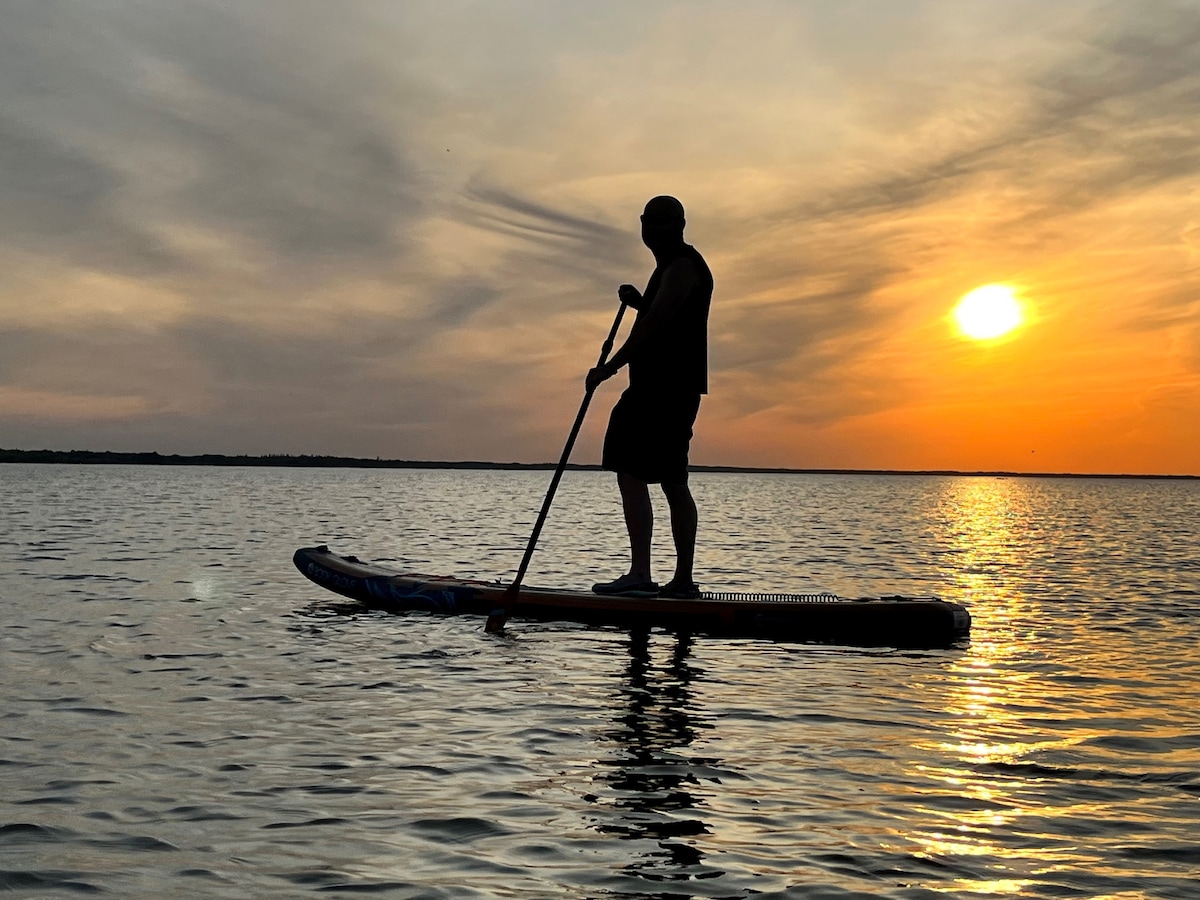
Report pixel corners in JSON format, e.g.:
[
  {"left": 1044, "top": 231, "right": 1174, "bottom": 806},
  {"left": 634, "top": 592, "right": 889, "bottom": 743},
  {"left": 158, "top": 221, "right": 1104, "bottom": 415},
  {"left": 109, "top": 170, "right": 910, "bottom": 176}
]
[{"left": 628, "top": 244, "right": 713, "bottom": 394}]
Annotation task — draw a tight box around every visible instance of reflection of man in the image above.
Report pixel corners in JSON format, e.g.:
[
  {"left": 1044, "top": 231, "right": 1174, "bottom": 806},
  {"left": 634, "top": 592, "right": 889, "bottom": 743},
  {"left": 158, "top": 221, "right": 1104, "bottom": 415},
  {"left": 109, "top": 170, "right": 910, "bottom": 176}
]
[
  {"left": 586, "top": 196, "right": 713, "bottom": 599},
  {"left": 591, "top": 630, "right": 710, "bottom": 873}
]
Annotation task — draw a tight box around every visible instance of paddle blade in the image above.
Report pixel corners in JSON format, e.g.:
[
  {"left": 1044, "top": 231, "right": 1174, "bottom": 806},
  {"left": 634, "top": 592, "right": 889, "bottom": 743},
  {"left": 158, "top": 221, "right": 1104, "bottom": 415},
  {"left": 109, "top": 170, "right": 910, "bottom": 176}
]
[
  {"left": 484, "top": 608, "right": 508, "bottom": 633},
  {"left": 485, "top": 584, "right": 518, "bottom": 633}
]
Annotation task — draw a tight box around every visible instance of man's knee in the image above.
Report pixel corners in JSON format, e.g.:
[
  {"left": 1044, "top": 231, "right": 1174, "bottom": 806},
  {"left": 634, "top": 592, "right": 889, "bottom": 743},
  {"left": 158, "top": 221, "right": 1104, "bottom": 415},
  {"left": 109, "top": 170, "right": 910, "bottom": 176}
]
[{"left": 661, "top": 482, "right": 694, "bottom": 504}]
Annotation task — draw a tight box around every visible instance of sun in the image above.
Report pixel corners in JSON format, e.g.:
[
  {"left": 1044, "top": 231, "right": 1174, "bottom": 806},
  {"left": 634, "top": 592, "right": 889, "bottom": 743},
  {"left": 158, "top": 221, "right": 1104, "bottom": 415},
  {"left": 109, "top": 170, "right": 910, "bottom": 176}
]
[{"left": 953, "top": 285, "right": 1023, "bottom": 340}]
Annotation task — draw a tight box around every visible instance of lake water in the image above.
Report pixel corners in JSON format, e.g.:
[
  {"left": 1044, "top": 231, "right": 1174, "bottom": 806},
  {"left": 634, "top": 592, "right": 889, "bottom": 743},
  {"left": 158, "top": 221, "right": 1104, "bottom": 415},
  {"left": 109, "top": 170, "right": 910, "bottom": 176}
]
[{"left": 1, "top": 464, "right": 1198, "bottom": 898}]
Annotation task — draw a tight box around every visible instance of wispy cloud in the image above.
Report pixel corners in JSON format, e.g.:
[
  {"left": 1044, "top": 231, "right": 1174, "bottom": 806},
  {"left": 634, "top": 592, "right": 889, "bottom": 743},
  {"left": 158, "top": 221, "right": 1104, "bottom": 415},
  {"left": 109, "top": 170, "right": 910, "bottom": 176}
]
[{"left": 1, "top": 0, "right": 1197, "bottom": 472}]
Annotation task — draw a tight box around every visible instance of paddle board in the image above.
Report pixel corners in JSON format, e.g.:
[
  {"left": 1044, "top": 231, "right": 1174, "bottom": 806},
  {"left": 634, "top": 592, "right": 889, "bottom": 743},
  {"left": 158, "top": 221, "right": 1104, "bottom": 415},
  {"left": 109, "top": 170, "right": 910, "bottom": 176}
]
[{"left": 294, "top": 545, "right": 970, "bottom": 648}]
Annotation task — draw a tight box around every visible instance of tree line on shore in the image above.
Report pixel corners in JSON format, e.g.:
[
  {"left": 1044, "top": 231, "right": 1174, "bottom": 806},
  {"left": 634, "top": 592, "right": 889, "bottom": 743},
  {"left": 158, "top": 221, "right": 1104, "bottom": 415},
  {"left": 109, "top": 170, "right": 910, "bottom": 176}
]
[
  {"left": 0, "top": 448, "right": 583, "bottom": 469},
  {"left": 3, "top": 447, "right": 1194, "bottom": 479}
]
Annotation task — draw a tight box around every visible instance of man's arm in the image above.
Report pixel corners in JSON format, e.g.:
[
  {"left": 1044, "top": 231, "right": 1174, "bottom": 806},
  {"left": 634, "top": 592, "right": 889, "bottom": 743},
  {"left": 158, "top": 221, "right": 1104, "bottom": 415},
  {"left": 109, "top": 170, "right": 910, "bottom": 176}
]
[{"left": 587, "top": 259, "right": 698, "bottom": 389}]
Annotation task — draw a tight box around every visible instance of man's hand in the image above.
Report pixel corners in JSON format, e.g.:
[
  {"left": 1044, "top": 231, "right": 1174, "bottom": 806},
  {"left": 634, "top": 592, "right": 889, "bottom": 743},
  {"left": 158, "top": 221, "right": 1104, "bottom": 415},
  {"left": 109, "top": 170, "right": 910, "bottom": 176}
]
[
  {"left": 586, "top": 362, "right": 616, "bottom": 392},
  {"left": 618, "top": 284, "right": 643, "bottom": 308}
]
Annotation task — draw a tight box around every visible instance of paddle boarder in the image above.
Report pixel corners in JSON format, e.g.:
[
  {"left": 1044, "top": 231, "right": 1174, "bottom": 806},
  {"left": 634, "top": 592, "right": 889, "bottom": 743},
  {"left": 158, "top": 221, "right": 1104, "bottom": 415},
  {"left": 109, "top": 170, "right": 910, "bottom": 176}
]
[{"left": 585, "top": 195, "right": 713, "bottom": 600}]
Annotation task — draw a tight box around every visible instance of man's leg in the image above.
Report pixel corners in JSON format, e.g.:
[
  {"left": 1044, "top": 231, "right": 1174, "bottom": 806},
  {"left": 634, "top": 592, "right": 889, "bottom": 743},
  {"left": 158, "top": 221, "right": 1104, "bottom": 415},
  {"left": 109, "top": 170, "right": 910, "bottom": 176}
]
[
  {"left": 661, "top": 481, "right": 697, "bottom": 587},
  {"left": 618, "top": 471, "right": 654, "bottom": 580}
]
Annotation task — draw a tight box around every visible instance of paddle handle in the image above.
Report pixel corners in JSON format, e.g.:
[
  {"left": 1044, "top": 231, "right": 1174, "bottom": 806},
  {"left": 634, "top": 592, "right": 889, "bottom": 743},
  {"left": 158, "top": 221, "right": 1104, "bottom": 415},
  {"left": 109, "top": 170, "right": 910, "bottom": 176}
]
[{"left": 485, "top": 302, "right": 628, "bottom": 632}]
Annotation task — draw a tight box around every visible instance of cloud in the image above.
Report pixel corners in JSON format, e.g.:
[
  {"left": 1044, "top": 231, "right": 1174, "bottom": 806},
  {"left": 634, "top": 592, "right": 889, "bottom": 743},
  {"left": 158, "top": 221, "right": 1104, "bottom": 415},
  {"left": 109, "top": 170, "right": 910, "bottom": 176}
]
[
  {"left": 0, "top": 116, "right": 117, "bottom": 230},
  {"left": 0, "top": 0, "right": 426, "bottom": 283},
  {"left": 462, "top": 184, "right": 625, "bottom": 250},
  {"left": 454, "top": 180, "right": 640, "bottom": 303},
  {"left": 1, "top": 0, "right": 1198, "bottom": 472}
]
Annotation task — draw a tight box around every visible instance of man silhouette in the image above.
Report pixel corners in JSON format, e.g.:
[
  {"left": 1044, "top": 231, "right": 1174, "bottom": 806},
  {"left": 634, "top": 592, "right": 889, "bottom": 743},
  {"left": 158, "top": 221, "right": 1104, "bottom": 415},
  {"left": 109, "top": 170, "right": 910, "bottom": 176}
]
[{"left": 586, "top": 196, "right": 713, "bottom": 599}]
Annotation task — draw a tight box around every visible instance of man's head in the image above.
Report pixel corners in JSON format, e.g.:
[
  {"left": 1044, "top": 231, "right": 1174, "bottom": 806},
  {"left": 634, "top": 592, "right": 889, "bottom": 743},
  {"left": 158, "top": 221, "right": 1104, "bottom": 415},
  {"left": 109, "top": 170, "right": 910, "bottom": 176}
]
[{"left": 640, "top": 195, "right": 686, "bottom": 252}]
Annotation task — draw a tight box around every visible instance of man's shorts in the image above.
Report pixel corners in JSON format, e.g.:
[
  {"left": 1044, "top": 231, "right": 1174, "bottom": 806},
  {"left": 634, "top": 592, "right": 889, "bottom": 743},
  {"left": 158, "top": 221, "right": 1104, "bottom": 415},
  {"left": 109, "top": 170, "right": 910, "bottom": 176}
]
[{"left": 601, "top": 386, "right": 702, "bottom": 485}]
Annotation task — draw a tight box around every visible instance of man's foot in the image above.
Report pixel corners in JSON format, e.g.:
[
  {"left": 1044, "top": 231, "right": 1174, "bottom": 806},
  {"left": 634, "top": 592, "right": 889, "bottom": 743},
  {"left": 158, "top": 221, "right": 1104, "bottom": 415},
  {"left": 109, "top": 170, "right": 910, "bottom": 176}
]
[
  {"left": 659, "top": 580, "right": 701, "bottom": 600},
  {"left": 592, "top": 574, "right": 659, "bottom": 596}
]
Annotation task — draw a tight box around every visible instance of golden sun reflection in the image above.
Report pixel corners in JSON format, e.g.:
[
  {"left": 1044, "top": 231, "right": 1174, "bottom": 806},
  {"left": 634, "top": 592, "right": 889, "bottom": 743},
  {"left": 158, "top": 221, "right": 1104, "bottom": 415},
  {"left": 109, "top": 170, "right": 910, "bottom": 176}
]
[{"left": 900, "top": 479, "right": 1096, "bottom": 893}]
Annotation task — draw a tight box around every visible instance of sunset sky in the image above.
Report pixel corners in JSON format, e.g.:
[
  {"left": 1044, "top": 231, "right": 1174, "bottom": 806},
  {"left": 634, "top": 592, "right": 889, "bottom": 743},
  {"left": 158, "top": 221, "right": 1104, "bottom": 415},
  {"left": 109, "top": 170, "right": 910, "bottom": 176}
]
[{"left": 2, "top": 1, "right": 1198, "bottom": 475}]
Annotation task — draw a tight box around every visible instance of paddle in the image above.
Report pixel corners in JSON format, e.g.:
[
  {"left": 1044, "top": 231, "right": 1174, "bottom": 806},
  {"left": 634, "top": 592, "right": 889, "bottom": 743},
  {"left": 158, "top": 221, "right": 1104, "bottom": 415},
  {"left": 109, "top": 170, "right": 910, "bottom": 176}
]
[{"left": 485, "top": 301, "right": 629, "bottom": 633}]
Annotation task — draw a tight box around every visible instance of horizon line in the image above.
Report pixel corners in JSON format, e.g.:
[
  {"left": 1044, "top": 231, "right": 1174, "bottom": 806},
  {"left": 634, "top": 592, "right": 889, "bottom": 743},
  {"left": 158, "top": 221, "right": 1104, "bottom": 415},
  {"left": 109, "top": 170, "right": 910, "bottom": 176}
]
[{"left": 2, "top": 448, "right": 1196, "bottom": 481}]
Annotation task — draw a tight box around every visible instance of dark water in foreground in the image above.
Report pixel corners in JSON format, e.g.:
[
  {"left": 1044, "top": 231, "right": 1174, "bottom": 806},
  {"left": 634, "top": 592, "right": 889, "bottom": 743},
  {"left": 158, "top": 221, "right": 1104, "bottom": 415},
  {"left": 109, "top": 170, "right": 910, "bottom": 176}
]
[{"left": 1, "top": 465, "right": 1198, "bottom": 898}]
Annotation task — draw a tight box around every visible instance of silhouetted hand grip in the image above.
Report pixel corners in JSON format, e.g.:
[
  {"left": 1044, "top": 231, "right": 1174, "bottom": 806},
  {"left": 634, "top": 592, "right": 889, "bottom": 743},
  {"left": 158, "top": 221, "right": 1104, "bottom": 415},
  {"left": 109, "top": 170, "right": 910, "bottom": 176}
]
[{"left": 618, "top": 284, "right": 643, "bottom": 309}]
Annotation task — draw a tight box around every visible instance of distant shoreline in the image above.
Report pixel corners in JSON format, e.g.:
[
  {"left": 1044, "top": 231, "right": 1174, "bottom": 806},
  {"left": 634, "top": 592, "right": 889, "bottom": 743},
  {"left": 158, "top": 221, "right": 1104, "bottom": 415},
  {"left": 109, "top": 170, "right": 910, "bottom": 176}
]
[{"left": 2, "top": 448, "right": 1195, "bottom": 480}]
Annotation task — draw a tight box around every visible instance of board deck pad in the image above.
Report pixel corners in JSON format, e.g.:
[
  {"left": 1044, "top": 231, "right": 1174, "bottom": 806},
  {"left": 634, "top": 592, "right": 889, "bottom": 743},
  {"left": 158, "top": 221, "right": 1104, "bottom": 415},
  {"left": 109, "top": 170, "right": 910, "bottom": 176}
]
[{"left": 294, "top": 545, "right": 970, "bottom": 648}]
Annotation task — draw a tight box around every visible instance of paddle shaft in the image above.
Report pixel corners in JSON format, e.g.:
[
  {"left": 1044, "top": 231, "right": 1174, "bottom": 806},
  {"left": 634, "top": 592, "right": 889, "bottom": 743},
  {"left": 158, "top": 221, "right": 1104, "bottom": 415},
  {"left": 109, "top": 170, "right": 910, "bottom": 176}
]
[{"left": 485, "top": 302, "right": 628, "bottom": 632}]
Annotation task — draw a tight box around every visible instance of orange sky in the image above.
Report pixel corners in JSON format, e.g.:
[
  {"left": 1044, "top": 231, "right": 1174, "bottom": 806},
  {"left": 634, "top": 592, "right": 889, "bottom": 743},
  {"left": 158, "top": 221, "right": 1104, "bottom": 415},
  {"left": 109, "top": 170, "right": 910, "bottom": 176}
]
[{"left": 1, "top": 1, "right": 1197, "bottom": 474}]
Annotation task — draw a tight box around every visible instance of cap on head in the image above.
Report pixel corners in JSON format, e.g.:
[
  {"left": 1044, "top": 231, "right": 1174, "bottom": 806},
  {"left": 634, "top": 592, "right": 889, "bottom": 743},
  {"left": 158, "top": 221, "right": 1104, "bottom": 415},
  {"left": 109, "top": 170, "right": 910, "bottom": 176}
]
[{"left": 642, "top": 195, "right": 685, "bottom": 224}]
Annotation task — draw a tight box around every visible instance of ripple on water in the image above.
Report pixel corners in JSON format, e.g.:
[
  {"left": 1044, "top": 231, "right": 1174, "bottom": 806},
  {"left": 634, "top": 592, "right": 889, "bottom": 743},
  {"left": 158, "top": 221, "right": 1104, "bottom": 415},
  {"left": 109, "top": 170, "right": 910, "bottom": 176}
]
[
  {"left": 0, "top": 870, "right": 103, "bottom": 894},
  {"left": 1, "top": 467, "right": 1199, "bottom": 898}
]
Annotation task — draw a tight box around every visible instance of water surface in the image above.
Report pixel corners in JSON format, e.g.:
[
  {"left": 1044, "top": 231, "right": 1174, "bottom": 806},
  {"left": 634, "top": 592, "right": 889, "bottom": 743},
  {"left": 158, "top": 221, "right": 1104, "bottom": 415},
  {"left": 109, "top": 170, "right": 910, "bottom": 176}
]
[{"left": 2, "top": 465, "right": 1198, "bottom": 897}]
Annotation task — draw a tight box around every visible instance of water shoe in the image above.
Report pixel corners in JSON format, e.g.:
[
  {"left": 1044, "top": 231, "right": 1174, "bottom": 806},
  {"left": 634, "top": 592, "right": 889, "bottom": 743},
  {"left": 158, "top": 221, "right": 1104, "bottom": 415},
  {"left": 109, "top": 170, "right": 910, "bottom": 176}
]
[{"left": 592, "top": 574, "right": 659, "bottom": 596}]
